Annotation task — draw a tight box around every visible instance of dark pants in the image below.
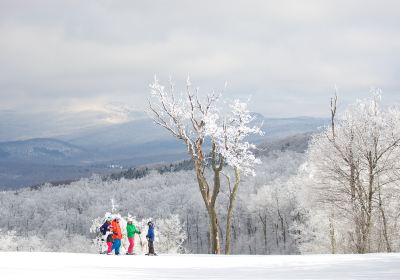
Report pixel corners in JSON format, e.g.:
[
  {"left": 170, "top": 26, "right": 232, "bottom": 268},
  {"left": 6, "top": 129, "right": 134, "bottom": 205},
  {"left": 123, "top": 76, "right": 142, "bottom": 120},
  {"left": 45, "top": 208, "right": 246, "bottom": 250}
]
[{"left": 148, "top": 240, "right": 155, "bottom": 254}]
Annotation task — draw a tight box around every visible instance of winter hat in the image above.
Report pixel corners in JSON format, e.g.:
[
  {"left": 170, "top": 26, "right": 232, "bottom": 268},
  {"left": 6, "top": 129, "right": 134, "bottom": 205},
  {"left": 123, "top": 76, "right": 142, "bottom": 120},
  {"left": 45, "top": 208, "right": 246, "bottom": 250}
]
[
  {"left": 127, "top": 217, "right": 133, "bottom": 222},
  {"left": 106, "top": 216, "right": 112, "bottom": 221}
]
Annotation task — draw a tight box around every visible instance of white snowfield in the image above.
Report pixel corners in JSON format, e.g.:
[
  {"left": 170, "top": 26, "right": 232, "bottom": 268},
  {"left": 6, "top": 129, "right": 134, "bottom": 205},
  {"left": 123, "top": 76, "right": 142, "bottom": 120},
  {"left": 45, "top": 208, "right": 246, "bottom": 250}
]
[{"left": 1, "top": 252, "right": 399, "bottom": 280}]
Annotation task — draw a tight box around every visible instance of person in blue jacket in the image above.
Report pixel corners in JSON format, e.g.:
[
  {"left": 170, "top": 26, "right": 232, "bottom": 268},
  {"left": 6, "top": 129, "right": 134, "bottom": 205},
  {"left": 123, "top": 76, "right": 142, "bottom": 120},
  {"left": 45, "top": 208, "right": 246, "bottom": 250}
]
[
  {"left": 99, "top": 217, "right": 113, "bottom": 254},
  {"left": 100, "top": 217, "right": 112, "bottom": 235},
  {"left": 145, "top": 221, "right": 157, "bottom": 256}
]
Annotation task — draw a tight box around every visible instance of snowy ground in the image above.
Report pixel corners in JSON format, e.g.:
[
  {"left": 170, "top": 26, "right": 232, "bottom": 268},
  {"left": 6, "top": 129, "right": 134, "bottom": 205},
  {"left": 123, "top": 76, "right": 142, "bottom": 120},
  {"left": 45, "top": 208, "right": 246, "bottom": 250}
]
[{"left": 1, "top": 252, "right": 399, "bottom": 280}]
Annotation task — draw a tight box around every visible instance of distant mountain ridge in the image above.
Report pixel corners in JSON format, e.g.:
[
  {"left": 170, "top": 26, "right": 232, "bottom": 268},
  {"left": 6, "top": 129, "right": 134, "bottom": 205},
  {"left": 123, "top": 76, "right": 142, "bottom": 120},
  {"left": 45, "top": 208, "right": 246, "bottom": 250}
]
[
  {"left": 0, "top": 109, "right": 148, "bottom": 142},
  {"left": 0, "top": 116, "right": 328, "bottom": 190},
  {"left": 107, "top": 132, "right": 313, "bottom": 182},
  {"left": 0, "top": 138, "right": 92, "bottom": 164}
]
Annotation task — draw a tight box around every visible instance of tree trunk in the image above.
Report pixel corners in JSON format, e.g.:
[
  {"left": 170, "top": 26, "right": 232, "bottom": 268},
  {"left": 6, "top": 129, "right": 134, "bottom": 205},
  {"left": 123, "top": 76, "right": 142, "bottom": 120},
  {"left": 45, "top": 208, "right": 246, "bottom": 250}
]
[
  {"left": 194, "top": 161, "right": 221, "bottom": 254},
  {"left": 357, "top": 157, "right": 374, "bottom": 254},
  {"left": 277, "top": 207, "right": 286, "bottom": 250},
  {"left": 208, "top": 206, "right": 221, "bottom": 254},
  {"left": 350, "top": 160, "right": 363, "bottom": 253},
  {"left": 378, "top": 187, "right": 392, "bottom": 252},
  {"left": 258, "top": 213, "right": 268, "bottom": 254},
  {"left": 225, "top": 167, "right": 240, "bottom": 254},
  {"left": 194, "top": 144, "right": 223, "bottom": 254},
  {"left": 329, "top": 214, "right": 336, "bottom": 254}
]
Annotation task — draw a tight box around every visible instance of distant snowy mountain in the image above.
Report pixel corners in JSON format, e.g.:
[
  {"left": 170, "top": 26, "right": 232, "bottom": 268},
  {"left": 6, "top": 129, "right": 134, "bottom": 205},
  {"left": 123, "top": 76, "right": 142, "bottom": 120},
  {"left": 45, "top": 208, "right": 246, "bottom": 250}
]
[
  {"left": 65, "top": 118, "right": 172, "bottom": 152},
  {"left": 66, "top": 115, "right": 328, "bottom": 150},
  {"left": 0, "top": 138, "right": 92, "bottom": 164},
  {"left": 259, "top": 116, "right": 326, "bottom": 140},
  {"left": 0, "top": 138, "right": 110, "bottom": 190},
  {"left": 0, "top": 108, "right": 147, "bottom": 142}
]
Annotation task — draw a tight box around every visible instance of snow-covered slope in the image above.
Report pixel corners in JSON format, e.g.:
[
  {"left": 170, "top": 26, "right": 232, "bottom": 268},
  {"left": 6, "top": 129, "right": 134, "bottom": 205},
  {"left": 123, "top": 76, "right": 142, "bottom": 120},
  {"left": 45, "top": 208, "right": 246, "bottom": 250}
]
[{"left": 1, "top": 252, "right": 399, "bottom": 280}]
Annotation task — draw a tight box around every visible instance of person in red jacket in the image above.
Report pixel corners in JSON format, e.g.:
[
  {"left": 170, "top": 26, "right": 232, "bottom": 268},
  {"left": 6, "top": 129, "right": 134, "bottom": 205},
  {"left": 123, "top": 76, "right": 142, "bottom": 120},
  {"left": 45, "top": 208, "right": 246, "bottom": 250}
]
[{"left": 111, "top": 216, "right": 122, "bottom": 255}]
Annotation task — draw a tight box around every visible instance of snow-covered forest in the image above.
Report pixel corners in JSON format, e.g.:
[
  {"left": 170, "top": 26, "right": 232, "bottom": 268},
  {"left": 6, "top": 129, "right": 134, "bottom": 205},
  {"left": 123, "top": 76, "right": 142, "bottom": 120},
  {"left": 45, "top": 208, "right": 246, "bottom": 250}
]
[
  {"left": 0, "top": 148, "right": 305, "bottom": 254},
  {"left": 1, "top": 94, "right": 400, "bottom": 255}
]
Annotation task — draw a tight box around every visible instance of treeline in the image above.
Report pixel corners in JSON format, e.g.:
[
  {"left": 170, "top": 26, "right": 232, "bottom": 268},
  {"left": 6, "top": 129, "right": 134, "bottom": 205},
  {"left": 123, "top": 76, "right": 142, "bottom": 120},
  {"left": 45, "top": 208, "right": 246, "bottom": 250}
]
[{"left": 108, "top": 159, "right": 194, "bottom": 181}]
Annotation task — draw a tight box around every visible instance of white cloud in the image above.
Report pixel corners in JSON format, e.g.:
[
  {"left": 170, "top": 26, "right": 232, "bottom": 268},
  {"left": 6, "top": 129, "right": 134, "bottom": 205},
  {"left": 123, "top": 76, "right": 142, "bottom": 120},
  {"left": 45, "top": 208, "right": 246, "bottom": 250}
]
[{"left": 0, "top": 0, "right": 399, "bottom": 119}]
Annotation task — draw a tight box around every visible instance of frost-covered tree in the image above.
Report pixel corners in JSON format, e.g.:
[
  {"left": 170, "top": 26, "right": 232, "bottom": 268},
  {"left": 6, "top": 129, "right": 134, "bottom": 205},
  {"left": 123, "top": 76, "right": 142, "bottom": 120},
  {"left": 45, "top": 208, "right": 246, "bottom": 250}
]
[
  {"left": 148, "top": 77, "right": 262, "bottom": 254},
  {"left": 248, "top": 173, "right": 308, "bottom": 254},
  {"left": 149, "top": 76, "right": 222, "bottom": 254},
  {"left": 208, "top": 99, "right": 263, "bottom": 254},
  {"left": 306, "top": 92, "right": 400, "bottom": 253},
  {"left": 0, "top": 231, "right": 19, "bottom": 251},
  {"left": 156, "top": 215, "right": 187, "bottom": 254}
]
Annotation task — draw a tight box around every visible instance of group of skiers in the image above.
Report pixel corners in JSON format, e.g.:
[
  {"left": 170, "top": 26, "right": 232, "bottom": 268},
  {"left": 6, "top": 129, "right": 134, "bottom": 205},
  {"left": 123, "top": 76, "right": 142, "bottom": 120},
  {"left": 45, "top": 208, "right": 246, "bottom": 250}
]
[{"left": 99, "top": 216, "right": 156, "bottom": 256}]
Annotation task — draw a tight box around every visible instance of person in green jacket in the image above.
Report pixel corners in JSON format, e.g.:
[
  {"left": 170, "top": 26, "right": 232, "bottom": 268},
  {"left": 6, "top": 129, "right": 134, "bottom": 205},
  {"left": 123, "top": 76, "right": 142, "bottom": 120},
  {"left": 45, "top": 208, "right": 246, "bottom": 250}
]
[{"left": 126, "top": 218, "right": 141, "bottom": 255}]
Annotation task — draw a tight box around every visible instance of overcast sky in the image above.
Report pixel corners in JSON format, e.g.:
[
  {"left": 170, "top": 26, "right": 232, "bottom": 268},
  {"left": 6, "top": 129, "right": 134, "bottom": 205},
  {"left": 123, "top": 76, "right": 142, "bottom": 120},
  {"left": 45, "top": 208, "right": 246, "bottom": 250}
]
[{"left": 0, "top": 0, "right": 399, "bottom": 120}]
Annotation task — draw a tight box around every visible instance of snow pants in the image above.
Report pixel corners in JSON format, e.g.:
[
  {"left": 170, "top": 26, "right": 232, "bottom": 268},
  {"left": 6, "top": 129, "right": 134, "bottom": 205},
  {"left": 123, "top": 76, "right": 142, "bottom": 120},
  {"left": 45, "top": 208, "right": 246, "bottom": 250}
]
[
  {"left": 107, "top": 242, "right": 113, "bottom": 253},
  {"left": 112, "top": 239, "right": 121, "bottom": 255},
  {"left": 128, "top": 238, "right": 135, "bottom": 254}
]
